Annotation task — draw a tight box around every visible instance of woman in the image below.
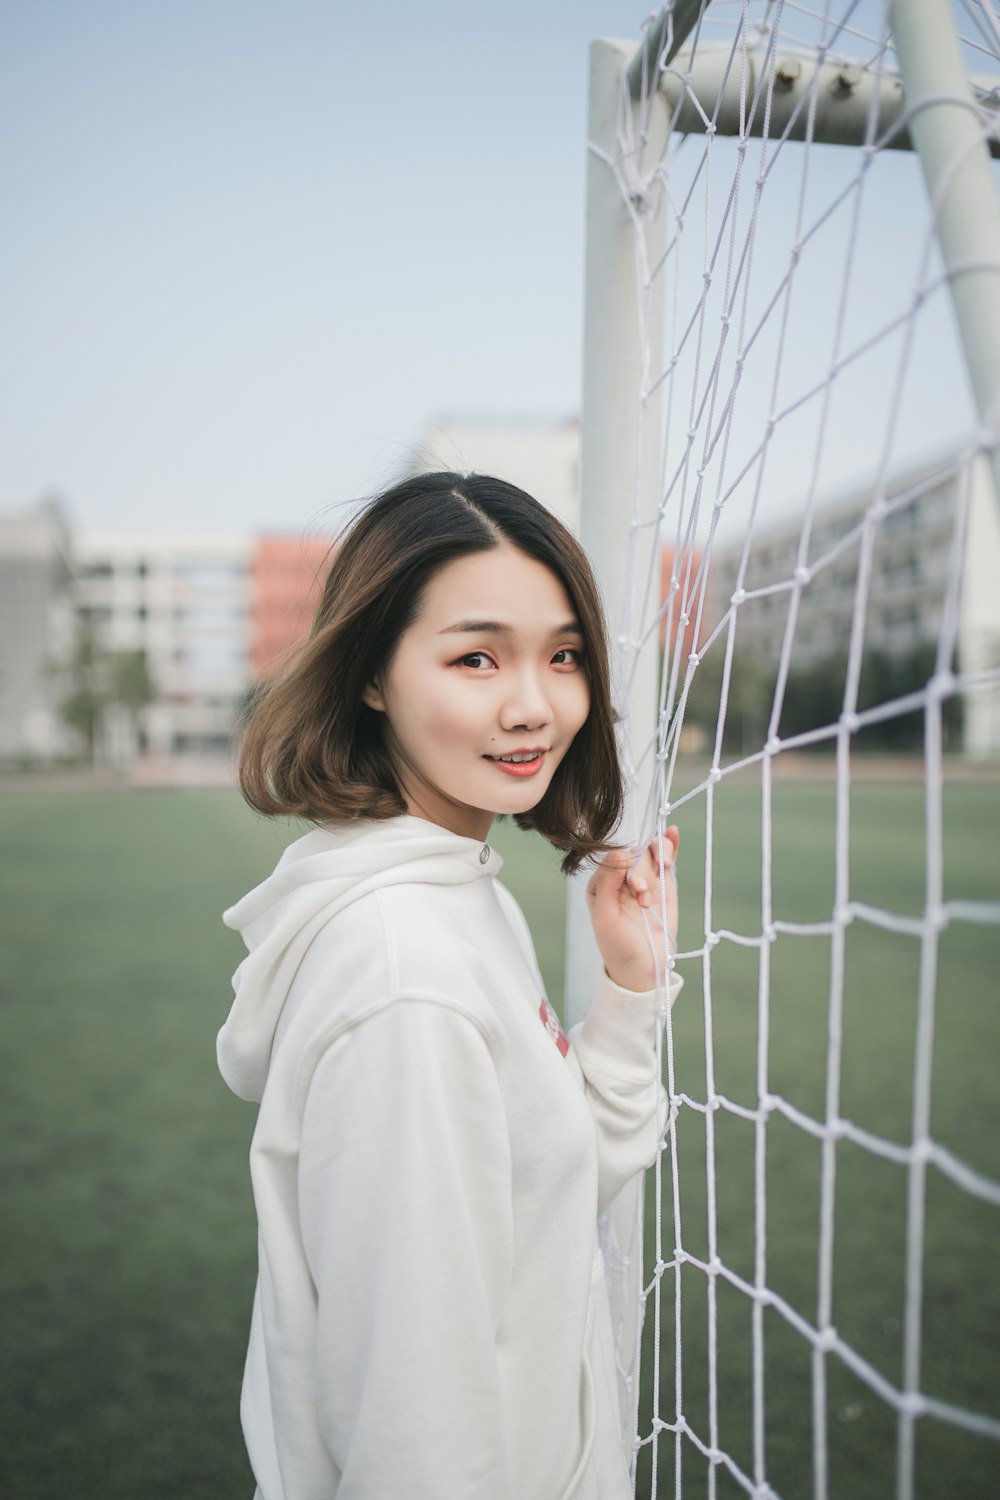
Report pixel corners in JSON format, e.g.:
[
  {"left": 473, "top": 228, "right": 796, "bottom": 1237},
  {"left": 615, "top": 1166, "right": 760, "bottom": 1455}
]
[{"left": 218, "top": 471, "right": 681, "bottom": 1499}]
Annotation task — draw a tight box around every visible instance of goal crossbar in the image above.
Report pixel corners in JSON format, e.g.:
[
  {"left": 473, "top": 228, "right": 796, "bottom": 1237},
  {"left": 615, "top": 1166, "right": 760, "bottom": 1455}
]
[{"left": 642, "top": 42, "right": 1000, "bottom": 157}]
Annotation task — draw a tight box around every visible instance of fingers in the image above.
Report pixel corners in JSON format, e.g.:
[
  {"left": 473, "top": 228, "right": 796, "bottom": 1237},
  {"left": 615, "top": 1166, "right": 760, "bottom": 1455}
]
[
  {"left": 587, "top": 845, "right": 631, "bottom": 905},
  {"left": 589, "top": 847, "right": 631, "bottom": 885},
  {"left": 588, "top": 831, "right": 679, "bottom": 910},
  {"left": 621, "top": 834, "right": 679, "bottom": 908}
]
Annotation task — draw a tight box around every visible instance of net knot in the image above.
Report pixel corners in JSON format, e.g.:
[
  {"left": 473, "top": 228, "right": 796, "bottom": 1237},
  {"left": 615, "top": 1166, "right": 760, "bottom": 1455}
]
[
  {"left": 929, "top": 670, "right": 956, "bottom": 699},
  {"left": 794, "top": 564, "right": 811, "bottom": 585},
  {"left": 817, "top": 1325, "right": 838, "bottom": 1352},
  {"left": 765, "top": 735, "right": 782, "bottom": 756},
  {"left": 763, "top": 922, "right": 777, "bottom": 943},
  {"left": 731, "top": 587, "right": 746, "bottom": 605},
  {"left": 709, "top": 766, "right": 722, "bottom": 783},
  {"left": 869, "top": 496, "right": 888, "bottom": 523},
  {"left": 708, "top": 1256, "right": 723, "bottom": 1276},
  {"left": 928, "top": 903, "right": 949, "bottom": 932},
  {"left": 760, "top": 1092, "right": 777, "bottom": 1114},
  {"left": 706, "top": 930, "right": 721, "bottom": 949},
  {"left": 843, "top": 711, "right": 861, "bottom": 733}
]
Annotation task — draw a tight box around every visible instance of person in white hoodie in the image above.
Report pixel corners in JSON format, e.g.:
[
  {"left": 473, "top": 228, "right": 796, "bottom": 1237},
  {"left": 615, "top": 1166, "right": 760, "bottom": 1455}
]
[{"left": 219, "top": 471, "right": 682, "bottom": 1500}]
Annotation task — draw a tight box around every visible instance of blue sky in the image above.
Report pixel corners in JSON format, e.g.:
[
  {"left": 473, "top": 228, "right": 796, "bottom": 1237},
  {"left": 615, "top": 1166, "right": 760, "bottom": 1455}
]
[
  {"left": 1, "top": 1, "right": 994, "bottom": 537},
  {"left": 1, "top": 0, "right": 654, "bottom": 534}
]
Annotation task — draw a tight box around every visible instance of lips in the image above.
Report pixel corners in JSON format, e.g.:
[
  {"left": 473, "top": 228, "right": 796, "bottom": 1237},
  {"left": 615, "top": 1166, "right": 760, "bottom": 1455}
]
[{"left": 483, "top": 748, "right": 547, "bottom": 779}]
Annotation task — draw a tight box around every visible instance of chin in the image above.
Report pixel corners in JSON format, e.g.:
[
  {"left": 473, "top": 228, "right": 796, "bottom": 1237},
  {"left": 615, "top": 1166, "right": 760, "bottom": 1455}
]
[{"left": 500, "top": 787, "right": 549, "bottom": 813}]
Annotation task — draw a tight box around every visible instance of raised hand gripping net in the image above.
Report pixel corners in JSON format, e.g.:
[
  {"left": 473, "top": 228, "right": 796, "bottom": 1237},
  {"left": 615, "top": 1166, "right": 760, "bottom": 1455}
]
[{"left": 585, "top": 3, "right": 1000, "bottom": 1497}]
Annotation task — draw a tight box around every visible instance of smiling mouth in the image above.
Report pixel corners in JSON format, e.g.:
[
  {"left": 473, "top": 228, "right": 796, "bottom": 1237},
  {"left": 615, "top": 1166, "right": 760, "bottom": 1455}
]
[
  {"left": 483, "top": 750, "right": 547, "bottom": 763},
  {"left": 483, "top": 750, "right": 547, "bottom": 780}
]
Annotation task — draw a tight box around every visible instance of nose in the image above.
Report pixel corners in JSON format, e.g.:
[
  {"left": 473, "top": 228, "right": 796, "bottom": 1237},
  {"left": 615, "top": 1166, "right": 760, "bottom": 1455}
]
[{"left": 499, "top": 664, "right": 553, "bottom": 732}]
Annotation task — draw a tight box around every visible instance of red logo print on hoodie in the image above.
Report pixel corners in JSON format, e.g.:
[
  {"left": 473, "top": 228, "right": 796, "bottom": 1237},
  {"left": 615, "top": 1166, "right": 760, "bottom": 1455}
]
[{"left": 539, "top": 996, "right": 570, "bottom": 1057}]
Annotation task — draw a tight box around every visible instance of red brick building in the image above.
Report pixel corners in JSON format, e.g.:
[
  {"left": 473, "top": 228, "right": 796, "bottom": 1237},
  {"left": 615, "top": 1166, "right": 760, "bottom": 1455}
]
[{"left": 250, "top": 537, "right": 335, "bottom": 680}]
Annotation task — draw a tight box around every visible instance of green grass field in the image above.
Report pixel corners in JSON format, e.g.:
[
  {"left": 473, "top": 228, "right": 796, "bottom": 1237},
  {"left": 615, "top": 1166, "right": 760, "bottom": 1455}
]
[{"left": 0, "top": 781, "right": 996, "bottom": 1499}]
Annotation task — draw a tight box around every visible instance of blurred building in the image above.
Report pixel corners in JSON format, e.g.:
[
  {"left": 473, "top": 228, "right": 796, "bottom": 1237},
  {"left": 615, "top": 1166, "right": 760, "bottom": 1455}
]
[
  {"left": 75, "top": 532, "right": 253, "bottom": 759},
  {"left": 0, "top": 497, "right": 76, "bottom": 761},
  {"left": 704, "top": 454, "right": 1000, "bottom": 757},
  {"left": 70, "top": 531, "right": 336, "bottom": 766},
  {"left": 404, "top": 418, "right": 581, "bottom": 535},
  {"left": 250, "top": 537, "right": 334, "bottom": 680}
]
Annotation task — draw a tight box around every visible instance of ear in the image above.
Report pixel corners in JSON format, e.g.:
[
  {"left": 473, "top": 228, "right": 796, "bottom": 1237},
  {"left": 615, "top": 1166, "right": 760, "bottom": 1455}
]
[{"left": 361, "top": 679, "right": 385, "bottom": 713}]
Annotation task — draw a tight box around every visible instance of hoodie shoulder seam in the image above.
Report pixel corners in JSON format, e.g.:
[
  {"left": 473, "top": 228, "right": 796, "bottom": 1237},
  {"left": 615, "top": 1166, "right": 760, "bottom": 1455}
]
[
  {"left": 373, "top": 886, "right": 400, "bottom": 994},
  {"left": 294, "top": 989, "right": 506, "bottom": 1110}
]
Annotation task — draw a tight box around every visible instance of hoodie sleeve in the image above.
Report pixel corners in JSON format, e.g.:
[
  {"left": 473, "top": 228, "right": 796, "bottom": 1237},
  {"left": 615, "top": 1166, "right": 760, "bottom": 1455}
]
[
  {"left": 565, "top": 967, "right": 684, "bottom": 1215},
  {"left": 297, "top": 998, "right": 514, "bottom": 1499},
  {"left": 494, "top": 878, "right": 682, "bottom": 1215}
]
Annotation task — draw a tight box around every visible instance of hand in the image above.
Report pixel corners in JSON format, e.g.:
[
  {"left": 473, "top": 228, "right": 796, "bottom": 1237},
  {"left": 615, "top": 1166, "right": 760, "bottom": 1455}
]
[{"left": 586, "top": 827, "right": 680, "bottom": 993}]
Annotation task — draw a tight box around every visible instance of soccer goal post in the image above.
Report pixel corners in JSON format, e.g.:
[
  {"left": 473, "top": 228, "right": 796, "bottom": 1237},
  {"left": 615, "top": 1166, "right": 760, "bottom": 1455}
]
[{"left": 569, "top": 3, "right": 1000, "bottom": 1497}]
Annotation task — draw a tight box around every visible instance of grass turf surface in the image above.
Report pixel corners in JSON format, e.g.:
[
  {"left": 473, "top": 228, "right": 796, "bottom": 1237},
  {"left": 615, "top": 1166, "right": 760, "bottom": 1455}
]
[{"left": 0, "top": 783, "right": 996, "bottom": 1498}]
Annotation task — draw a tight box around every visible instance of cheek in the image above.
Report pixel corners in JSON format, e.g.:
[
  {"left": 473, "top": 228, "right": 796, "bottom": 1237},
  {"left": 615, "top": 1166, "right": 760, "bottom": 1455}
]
[
  {"left": 407, "top": 673, "right": 485, "bottom": 746},
  {"left": 566, "top": 676, "right": 591, "bottom": 735}
]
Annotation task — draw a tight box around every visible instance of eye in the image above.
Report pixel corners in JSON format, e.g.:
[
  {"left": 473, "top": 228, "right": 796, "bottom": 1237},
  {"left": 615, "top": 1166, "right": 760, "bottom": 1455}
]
[
  {"left": 457, "top": 652, "right": 496, "bottom": 670},
  {"left": 552, "top": 647, "right": 584, "bottom": 667}
]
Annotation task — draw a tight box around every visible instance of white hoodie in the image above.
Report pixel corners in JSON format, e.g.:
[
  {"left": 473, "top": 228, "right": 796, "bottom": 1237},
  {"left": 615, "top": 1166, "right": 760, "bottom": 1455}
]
[{"left": 218, "top": 814, "right": 681, "bottom": 1500}]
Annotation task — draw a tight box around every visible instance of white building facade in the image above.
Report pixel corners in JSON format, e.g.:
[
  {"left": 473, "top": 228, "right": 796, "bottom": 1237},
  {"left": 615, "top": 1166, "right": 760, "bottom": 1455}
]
[
  {"left": 704, "top": 455, "right": 1000, "bottom": 757},
  {"left": 75, "top": 531, "right": 253, "bottom": 759},
  {"left": 404, "top": 418, "right": 581, "bottom": 537}
]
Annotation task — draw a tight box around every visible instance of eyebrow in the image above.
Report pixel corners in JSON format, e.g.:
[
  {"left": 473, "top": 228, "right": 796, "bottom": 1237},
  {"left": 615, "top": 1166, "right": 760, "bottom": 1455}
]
[{"left": 438, "top": 619, "right": 584, "bottom": 638}]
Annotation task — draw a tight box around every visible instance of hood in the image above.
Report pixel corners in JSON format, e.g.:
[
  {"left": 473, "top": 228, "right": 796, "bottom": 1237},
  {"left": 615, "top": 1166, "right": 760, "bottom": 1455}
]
[{"left": 217, "top": 814, "right": 504, "bottom": 1103}]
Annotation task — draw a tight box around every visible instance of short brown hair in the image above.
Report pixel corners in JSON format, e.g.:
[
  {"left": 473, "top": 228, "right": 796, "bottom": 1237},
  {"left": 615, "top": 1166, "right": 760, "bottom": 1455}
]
[{"left": 238, "top": 472, "right": 624, "bottom": 875}]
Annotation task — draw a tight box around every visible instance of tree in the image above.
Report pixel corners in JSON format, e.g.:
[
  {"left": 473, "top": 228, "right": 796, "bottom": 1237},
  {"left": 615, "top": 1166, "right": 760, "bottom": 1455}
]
[
  {"left": 681, "top": 643, "right": 772, "bottom": 755},
  {"left": 58, "top": 618, "right": 108, "bottom": 761},
  {"left": 56, "top": 624, "right": 156, "bottom": 763}
]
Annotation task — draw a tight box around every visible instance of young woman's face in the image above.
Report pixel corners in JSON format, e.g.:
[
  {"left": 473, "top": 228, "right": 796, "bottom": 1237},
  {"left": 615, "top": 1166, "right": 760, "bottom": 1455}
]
[{"left": 362, "top": 544, "right": 592, "bottom": 841}]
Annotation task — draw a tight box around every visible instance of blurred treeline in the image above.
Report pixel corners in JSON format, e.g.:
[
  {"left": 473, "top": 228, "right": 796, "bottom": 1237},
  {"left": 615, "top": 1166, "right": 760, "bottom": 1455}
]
[{"left": 680, "top": 642, "right": 962, "bottom": 755}]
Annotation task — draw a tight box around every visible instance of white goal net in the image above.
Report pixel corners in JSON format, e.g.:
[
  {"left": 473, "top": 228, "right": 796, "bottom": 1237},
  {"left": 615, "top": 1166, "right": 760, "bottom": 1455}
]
[{"left": 578, "top": 3, "right": 1000, "bottom": 1497}]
